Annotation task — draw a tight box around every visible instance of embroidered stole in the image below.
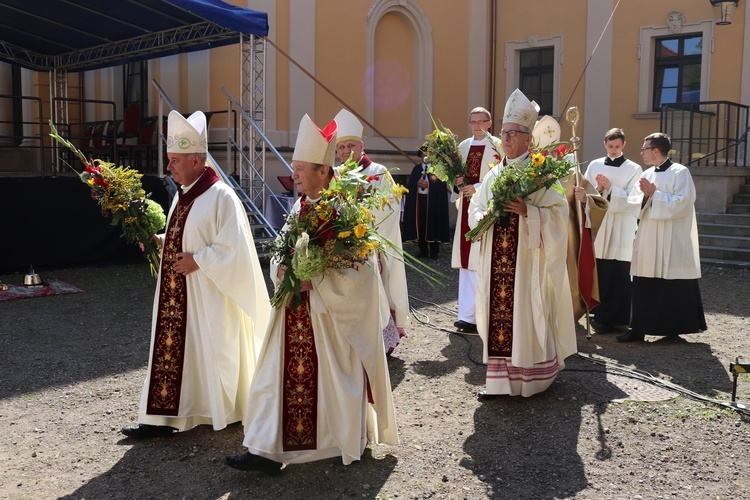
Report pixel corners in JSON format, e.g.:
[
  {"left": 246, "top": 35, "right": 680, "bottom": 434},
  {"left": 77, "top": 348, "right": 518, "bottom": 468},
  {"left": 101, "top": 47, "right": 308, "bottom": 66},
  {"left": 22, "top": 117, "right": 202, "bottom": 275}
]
[
  {"left": 459, "top": 144, "right": 484, "bottom": 268},
  {"left": 487, "top": 214, "right": 519, "bottom": 357},
  {"left": 281, "top": 292, "right": 319, "bottom": 451},
  {"left": 145, "top": 168, "right": 220, "bottom": 415}
]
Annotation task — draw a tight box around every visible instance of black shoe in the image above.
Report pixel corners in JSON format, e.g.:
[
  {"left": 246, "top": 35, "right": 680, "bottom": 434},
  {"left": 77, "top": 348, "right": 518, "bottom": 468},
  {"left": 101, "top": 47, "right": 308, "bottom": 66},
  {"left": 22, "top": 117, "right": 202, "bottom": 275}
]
[
  {"left": 590, "top": 320, "right": 615, "bottom": 334},
  {"left": 477, "top": 390, "right": 501, "bottom": 401},
  {"left": 454, "top": 320, "right": 477, "bottom": 333},
  {"left": 225, "top": 452, "right": 283, "bottom": 475},
  {"left": 616, "top": 330, "right": 645, "bottom": 343},
  {"left": 121, "top": 423, "right": 176, "bottom": 439}
]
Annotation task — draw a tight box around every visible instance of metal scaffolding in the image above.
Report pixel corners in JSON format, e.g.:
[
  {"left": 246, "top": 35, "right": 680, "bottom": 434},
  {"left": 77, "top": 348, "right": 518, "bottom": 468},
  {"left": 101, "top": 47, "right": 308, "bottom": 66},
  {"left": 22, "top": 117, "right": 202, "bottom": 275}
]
[{"left": 239, "top": 34, "right": 267, "bottom": 213}]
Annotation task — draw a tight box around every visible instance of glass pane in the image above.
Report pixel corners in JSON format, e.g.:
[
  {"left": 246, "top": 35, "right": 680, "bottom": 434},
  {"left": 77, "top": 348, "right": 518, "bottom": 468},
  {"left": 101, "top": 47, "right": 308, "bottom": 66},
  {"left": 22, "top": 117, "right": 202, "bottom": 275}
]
[
  {"left": 540, "top": 92, "right": 553, "bottom": 115},
  {"left": 521, "top": 75, "right": 539, "bottom": 94},
  {"left": 657, "top": 39, "right": 679, "bottom": 57},
  {"left": 658, "top": 88, "right": 678, "bottom": 107},
  {"left": 684, "top": 36, "right": 702, "bottom": 55},
  {"left": 682, "top": 64, "right": 702, "bottom": 88},
  {"left": 520, "top": 50, "right": 538, "bottom": 68},
  {"left": 657, "top": 67, "right": 679, "bottom": 87},
  {"left": 541, "top": 48, "right": 554, "bottom": 66},
  {"left": 681, "top": 88, "right": 699, "bottom": 103},
  {"left": 541, "top": 72, "right": 553, "bottom": 92}
]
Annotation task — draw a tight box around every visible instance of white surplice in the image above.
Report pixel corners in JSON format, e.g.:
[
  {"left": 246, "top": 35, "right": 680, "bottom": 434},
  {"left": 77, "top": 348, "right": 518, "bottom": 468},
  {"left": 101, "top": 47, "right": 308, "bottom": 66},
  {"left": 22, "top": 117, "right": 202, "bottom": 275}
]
[
  {"left": 628, "top": 162, "right": 701, "bottom": 279},
  {"left": 139, "top": 179, "right": 271, "bottom": 431},
  {"left": 583, "top": 157, "right": 642, "bottom": 261},
  {"left": 469, "top": 157, "right": 577, "bottom": 397}
]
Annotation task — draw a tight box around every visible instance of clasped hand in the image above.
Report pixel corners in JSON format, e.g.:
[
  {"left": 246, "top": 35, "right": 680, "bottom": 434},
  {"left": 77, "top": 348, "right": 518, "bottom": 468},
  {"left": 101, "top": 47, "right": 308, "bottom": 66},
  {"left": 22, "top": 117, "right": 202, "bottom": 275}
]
[{"left": 504, "top": 196, "right": 528, "bottom": 216}]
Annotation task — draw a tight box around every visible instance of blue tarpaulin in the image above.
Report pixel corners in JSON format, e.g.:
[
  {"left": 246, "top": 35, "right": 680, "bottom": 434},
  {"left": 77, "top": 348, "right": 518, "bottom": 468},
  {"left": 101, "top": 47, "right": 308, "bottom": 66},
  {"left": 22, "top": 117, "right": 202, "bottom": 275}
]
[{"left": 0, "top": 0, "right": 269, "bottom": 72}]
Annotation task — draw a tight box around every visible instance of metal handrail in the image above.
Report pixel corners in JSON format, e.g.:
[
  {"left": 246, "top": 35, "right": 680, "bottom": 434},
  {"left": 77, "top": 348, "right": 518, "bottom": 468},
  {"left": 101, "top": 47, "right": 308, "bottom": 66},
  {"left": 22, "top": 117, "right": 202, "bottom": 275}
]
[
  {"left": 222, "top": 86, "right": 295, "bottom": 222},
  {"left": 51, "top": 97, "right": 117, "bottom": 173},
  {"left": 661, "top": 100, "right": 750, "bottom": 167},
  {"left": 0, "top": 93, "right": 45, "bottom": 175},
  {"left": 149, "top": 79, "right": 278, "bottom": 240}
]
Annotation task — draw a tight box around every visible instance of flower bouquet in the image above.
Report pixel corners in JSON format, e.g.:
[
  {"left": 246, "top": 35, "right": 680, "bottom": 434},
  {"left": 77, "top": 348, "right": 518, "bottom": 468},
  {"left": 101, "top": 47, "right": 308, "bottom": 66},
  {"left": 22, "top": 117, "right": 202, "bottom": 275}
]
[
  {"left": 267, "top": 157, "right": 395, "bottom": 310},
  {"left": 465, "top": 142, "right": 574, "bottom": 242},
  {"left": 49, "top": 121, "right": 166, "bottom": 277},
  {"left": 423, "top": 111, "right": 467, "bottom": 190}
]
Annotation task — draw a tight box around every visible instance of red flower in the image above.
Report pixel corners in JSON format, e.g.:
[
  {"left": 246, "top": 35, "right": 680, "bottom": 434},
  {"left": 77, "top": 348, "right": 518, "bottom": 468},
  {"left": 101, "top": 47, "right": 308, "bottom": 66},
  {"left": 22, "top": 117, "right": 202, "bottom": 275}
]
[
  {"left": 554, "top": 144, "right": 571, "bottom": 158},
  {"left": 366, "top": 174, "right": 381, "bottom": 183}
]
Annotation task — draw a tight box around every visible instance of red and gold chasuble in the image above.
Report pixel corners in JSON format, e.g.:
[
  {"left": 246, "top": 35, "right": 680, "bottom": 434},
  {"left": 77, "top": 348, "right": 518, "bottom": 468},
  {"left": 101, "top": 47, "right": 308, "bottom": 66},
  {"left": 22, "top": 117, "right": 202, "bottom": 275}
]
[
  {"left": 459, "top": 145, "right": 484, "bottom": 268},
  {"left": 145, "top": 168, "right": 219, "bottom": 415},
  {"left": 487, "top": 214, "right": 519, "bottom": 357}
]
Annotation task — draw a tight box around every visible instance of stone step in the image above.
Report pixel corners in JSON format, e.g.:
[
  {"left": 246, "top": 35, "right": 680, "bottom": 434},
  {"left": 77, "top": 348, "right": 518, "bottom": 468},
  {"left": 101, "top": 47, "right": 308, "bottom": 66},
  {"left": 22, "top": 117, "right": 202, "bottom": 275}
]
[
  {"left": 700, "top": 258, "right": 750, "bottom": 270},
  {"left": 698, "top": 222, "right": 750, "bottom": 237},
  {"left": 699, "top": 245, "right": 750, "bottom": 262},
  {"left": 727, "top": 204, "right": 750, "bottom": 215},
  {"left": 739, "top": 185, "right": 750, "bottom": 195},
  {"left": 733, "top": 193, "right": 750, "bottom": 204},
  {"left": 697, "top": 212, "right": 750, "bottom": 226},
  {"left": 698, "top": 233, "right": 750, "bottom": 249}
]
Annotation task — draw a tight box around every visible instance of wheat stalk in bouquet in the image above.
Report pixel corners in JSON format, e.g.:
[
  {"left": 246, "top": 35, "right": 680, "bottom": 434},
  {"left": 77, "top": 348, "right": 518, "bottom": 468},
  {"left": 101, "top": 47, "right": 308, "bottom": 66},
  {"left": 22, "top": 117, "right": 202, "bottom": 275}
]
[
  {"left": 465, "top": 143, "right": 574, "bottom": 242},
  {"left": 49, "top": 121, "right": 166, "bottom": 277}
]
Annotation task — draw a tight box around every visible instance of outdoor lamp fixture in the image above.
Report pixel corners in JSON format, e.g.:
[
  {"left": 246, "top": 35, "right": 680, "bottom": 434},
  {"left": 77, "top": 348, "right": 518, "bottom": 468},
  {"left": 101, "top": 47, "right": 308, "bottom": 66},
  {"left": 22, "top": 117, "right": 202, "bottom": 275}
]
[{"left": 710, "top": 0, "right": 739, "bottom": 25}]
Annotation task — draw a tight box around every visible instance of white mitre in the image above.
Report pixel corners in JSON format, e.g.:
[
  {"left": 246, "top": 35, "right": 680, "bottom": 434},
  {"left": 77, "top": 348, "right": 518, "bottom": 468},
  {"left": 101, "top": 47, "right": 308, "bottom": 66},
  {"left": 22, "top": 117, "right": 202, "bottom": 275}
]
[
  {"left": 503, "top": 88, "right": 540, "bottom": 132},
  {"left": 166, "top": 110, "right": 207, "bottom": 154},
  {"left": 292, "top": 114, "right": 338, "bottom": 166},
  {"left": 532, "top": 115, "right": 561, "bottom": 149},
  {"left": 333, "top": 108, "right": 363, "bottom": 144}
]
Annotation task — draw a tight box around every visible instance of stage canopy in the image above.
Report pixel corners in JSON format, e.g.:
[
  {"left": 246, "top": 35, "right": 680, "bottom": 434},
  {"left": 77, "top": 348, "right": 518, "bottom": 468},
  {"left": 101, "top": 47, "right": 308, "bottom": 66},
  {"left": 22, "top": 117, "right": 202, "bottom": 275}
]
[{"left": 0, "top": 0, "right": 269, "bottom": 72}]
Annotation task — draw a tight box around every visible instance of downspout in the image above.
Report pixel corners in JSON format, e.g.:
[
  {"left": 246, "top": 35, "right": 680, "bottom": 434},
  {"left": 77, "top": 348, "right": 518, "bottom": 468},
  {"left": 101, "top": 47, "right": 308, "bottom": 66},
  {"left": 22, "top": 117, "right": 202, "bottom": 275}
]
[{"left": 488, "top": 0, "right": 497, "bottom": 121}]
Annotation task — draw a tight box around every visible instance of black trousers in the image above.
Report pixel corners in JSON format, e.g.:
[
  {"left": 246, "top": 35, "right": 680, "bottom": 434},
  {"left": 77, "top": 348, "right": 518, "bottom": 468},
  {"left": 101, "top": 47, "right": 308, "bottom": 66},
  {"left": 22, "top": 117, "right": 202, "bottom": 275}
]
[{"left": 591, "top": 258, "right": 631, "bottom": 326}]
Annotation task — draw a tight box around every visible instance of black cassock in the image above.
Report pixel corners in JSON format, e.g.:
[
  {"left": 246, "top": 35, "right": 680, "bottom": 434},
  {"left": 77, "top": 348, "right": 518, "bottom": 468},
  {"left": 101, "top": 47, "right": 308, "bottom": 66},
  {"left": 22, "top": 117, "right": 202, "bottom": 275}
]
[{"left": 402, "top": 163, "right": 451, "bottom": 256}]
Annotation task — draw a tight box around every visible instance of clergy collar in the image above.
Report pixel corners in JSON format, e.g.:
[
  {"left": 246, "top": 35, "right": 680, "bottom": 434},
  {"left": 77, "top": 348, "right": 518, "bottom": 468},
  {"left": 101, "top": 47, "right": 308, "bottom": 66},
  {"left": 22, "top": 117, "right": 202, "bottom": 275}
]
[
  {"left": 607, "top": 154, "right": 623, "bottom": 162},
  {"left": 358, "top": 153, "right": 372, "bottom": 169},
  {"left": 654, "top": 158, "right": 673, "bottom": 172},
  {"left": 177, "top": 167, "right": 220, "bottom": 206},
  {"left": 180, "top": 168, "right": 207, "bottom": 193},
  {"left": 604, "top": 155, "right": 626, "bottom": 167},
  {"left": 302, "top": 193, "right": 321, "bottom": 203},
  {"left": 470, "top": 136, "right": 489, "bottom": 145},
  {"left": 503, "top": 150, "right": 531, "bottom": 165}
]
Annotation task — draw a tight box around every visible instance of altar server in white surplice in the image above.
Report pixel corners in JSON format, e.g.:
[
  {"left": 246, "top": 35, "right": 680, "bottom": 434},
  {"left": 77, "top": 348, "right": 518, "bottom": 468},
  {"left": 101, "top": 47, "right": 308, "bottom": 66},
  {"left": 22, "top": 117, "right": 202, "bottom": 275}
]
[
  {"left": 121, "top": 110, "right": 270, "bottom": 439},
  {"left": 469, "top": 89, "right": 576, "bottom": 399},
  {"left": 575, "top": 128, "right": 642, "bottom": 332},
  {"left": 615, "top": 132, "right": 707, "bottom": 343},
  {"left": 225, "top": 114, "right": 398, "bottom": 475}
]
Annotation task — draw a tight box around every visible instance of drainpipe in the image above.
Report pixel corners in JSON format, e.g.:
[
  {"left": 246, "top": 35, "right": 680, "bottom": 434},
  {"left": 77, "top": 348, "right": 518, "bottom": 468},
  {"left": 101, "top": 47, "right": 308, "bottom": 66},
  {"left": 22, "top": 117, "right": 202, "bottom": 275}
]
[{"left": 488, "top": 0, "right": 497, "bottom": 121}]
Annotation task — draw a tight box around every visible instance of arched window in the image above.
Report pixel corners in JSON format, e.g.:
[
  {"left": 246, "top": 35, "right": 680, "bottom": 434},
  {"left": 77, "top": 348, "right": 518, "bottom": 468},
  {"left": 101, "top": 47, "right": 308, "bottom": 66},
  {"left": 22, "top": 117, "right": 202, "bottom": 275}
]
[{"left": 366, "top": 0, "right": 433, "bottom": 139}]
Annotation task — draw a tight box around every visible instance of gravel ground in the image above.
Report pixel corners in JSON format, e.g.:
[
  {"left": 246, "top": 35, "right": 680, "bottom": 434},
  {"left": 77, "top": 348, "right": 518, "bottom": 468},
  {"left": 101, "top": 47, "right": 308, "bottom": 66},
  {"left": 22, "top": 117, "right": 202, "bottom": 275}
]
[{"left": 1, "top": 248, "right": 749, "bottom": 499}]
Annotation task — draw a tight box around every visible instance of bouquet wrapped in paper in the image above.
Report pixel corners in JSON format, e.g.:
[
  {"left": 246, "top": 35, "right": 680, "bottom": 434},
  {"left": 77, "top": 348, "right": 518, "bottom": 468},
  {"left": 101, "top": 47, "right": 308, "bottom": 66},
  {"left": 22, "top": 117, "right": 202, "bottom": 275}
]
[
  {"left": 465, "top": 142, "right": 574, "bottom": 242},
  {"left": 49, "top": 121, "right": 166, "bottom": 277},
  {"left": 423, "top": 112, "right": 466, "bottom": 190}
]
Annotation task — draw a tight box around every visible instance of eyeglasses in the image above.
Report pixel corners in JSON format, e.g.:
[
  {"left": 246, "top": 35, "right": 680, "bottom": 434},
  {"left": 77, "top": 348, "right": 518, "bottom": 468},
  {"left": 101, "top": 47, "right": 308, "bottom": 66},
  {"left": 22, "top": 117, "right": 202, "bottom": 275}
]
[
  {"left": 469, "top": 119, "right": 491, "bottom": 126},
  {"left": 501, "top": 130, "right": 530, "bottom": 139},
  {"left": 640, "top": 146, "right": 656, "bottom": 151}
]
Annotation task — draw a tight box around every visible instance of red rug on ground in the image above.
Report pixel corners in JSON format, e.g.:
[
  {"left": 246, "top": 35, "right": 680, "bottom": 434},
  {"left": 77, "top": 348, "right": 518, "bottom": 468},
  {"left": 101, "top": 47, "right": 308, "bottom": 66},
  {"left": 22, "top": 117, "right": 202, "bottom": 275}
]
[{"left": 0, "top": 278, "right": 85, "bottom": 302}]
